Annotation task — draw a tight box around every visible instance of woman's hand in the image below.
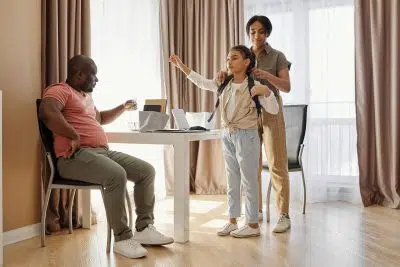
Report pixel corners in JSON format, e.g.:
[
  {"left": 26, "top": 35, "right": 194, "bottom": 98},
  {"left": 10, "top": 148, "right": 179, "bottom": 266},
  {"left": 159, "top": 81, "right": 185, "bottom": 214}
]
[
  {"left": 217, "top": 71, "right": 228, "bottom": 84},
  {"left": 252, "top": 68, "right": 268, "bottom": 80}
]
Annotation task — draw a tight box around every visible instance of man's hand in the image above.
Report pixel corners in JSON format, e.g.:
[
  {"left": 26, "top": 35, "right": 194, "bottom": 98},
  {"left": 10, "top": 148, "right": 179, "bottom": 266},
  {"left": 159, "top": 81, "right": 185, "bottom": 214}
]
[
  {"left": 250, "top": 85, "right": 271, "bottom": 97},
  {"left": 252, "top": 68, "right": 268, "bottom": 80},
  {"left": 124, "top": 99, "right": 137, "bottom": 111},
  {"left": 65, "top": 138, "right": 80, "bottom": 159}
]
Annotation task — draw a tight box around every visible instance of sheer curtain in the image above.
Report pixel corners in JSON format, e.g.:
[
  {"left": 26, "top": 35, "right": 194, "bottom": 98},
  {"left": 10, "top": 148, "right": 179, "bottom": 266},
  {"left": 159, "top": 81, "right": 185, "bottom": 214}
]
[
  {"left": 245, "top": 0, "right": 360, "bottom": 204},
  {"left": 90, "top": 0, "right": 166, "bottom": 206}
]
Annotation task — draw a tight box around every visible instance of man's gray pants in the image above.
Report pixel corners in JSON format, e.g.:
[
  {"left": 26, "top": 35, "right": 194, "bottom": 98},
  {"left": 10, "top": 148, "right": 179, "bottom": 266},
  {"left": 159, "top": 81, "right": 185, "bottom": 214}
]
[{"left": 58, "top": 147, "right": 155, "bottom": 241}]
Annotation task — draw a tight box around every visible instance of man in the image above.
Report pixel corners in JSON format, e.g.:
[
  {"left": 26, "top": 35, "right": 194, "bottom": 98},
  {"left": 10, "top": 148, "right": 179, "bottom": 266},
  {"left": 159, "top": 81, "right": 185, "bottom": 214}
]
[{"left": 39, "top": 55, "right": 173, "bottom": 259}]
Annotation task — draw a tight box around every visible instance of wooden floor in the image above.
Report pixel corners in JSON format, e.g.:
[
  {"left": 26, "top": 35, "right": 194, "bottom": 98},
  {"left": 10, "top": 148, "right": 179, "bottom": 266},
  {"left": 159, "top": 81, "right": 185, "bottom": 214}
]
[{"left": 4, "top": 195, "right": 400, "bottom": 267}]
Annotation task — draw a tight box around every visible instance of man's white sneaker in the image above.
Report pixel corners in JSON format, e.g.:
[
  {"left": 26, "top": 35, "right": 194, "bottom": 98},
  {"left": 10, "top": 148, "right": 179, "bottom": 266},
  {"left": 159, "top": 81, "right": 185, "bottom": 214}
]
[
  {"left": 217, "top": 223, "right": 238, "bottom": 236},
  {"left": 230, "top": 225, "right": 260, "bottom": 238},
  {"left": 113, "top": 237, "right": 148, "bottom": 259},
  {"left": 133, "top": 225, "right": 174, "bottom": 245},
  {"left": 258, "top": 210, "right": 263, "bottom": 221},
  {"left": 272, "top": 215, "right": 291, "bottom": 233}
]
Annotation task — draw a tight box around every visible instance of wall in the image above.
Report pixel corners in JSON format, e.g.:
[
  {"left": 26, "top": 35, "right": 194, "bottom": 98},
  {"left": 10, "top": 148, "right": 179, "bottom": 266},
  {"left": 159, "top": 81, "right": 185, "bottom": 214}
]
[{"left": 0, "top": 0, "right": 42, "bottom": 231}]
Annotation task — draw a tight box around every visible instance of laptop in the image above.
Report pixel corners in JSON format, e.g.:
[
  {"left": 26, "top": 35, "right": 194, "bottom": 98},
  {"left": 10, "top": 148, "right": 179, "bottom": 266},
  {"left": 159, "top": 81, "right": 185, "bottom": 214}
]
[{"left": 152, "top": 109, "right": 208, "bottom": 133}]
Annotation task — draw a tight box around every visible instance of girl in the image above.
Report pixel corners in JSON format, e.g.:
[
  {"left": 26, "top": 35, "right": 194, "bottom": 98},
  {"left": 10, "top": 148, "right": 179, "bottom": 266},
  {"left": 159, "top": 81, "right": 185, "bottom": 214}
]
[
  {"left": 217, "top": 16, "right": 292, "bottom": 232},
  {"left": 169, "top": 45, "right": 278, "bottom": 237}
]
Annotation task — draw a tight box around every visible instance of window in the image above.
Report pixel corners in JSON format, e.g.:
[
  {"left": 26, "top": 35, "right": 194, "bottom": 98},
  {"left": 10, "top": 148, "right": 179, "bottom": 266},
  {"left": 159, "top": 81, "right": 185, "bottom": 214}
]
[
  {"left": 90, "top": 0, "right": 166, "bottom": 200},
  {"left": 245, "top": 0, "right": 360, "bottom": 203}
]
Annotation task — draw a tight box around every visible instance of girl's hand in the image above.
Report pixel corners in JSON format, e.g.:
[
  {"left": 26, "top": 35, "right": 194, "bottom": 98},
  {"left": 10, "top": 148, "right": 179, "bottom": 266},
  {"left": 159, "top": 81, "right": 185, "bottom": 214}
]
[
  {"left": 169, "top": 55, "right": 184, "bottom": 69},
  {"left": 250, "top": 85, "right": 271, "bottom": 97}
]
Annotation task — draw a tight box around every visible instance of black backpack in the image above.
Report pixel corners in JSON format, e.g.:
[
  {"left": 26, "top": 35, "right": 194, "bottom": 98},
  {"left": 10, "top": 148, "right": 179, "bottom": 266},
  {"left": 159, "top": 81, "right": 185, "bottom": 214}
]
[{"left": 207, "top": 75, "right": 262, "bottom": 123}]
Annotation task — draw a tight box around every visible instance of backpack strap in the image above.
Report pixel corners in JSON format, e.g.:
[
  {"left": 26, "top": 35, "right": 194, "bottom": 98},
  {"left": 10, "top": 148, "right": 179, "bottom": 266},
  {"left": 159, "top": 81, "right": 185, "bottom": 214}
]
[
  {"left": 207, "top": 98, "right": 220, "bottom": 123},
  {"left": 248, "top": 76, "right": 264, "bottom": 136},
  {"left": 247, "top": 76, "right": 262, "bottom": 117},
  {"left": 207, "top": 75, "right": 263, "bottom": 123},
  {"left": 207, "top": 75, "right": 233, "bottom": 123}
]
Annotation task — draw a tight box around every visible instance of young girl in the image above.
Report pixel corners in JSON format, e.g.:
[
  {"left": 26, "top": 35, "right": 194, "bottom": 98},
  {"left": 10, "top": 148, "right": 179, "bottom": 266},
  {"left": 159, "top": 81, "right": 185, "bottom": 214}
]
[{"left": 169, "top": 45, "right": 279, "bottom": 238}]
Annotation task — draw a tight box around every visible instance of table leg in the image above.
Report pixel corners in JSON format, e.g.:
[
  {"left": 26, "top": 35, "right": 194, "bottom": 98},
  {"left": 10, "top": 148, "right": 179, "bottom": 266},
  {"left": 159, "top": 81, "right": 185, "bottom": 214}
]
[{"left": 173, "top": 141, "right": 190, "bottom": 243}]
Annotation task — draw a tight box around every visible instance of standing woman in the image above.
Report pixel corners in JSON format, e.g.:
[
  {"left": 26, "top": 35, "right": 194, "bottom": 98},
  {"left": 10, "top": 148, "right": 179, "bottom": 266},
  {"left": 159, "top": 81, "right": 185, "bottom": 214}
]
[{"left": 247, "top": 15, "right": 291, "bottom": 233}]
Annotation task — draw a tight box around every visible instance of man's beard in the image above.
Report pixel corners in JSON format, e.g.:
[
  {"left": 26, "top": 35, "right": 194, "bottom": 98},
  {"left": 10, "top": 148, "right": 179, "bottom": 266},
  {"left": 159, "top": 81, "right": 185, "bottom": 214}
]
[{"left": 82, "top": 80, "right": 94, "bottom": 93}]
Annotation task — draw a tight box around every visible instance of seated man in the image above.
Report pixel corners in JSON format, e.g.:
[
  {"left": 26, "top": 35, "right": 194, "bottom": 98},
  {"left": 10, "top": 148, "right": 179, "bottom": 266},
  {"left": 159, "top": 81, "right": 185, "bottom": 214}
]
[{"left": 39, "top": 55, "right": 173, "bottom": 259}]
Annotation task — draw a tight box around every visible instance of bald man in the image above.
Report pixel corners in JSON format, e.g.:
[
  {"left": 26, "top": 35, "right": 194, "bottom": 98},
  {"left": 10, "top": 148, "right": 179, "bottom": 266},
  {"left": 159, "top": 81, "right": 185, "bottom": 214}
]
[{"left": 39, "top": 55, "right": 173, "bottom": 259}]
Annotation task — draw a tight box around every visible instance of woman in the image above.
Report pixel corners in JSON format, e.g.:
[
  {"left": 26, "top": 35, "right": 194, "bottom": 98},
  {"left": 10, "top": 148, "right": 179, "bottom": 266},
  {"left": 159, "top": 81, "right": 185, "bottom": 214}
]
[{"left": 247, "top": 15, "right": 291, "bottom": 233}]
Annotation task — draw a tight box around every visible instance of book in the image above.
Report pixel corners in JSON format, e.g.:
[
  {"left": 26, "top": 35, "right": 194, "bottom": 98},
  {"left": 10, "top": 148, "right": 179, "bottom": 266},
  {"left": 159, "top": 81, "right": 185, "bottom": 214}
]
[
  {"left": 144, "top": 99, "right": 167, "bottom": 112},
  {"left": 143, "top": 104, "right": 162, "bottom": 112}
]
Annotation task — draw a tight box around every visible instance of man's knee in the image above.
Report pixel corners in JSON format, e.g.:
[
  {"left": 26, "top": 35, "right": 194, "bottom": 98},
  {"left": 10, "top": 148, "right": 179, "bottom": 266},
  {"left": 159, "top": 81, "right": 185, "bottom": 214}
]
[
  {"left": 143, "top": 162, "right": 156, "bottom": 181},
  {"left": 134, "top": 161, "right": 155, "bottom": 185},
  {"left": 108, "top": 167, "right": 128, "bottom": 187},
  {"left": 124, "top": 158, "right": 155, "bottom": 184}
]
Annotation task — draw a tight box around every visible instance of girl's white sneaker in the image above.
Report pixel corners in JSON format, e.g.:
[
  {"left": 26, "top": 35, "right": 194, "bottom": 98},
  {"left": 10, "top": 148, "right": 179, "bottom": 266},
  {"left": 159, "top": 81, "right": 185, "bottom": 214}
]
[
  {"left": 230, "top": 225, "right": 260, "bottom": 238},
  {"left": 217, "top": 223, "right": 238, "bottom": 236}
]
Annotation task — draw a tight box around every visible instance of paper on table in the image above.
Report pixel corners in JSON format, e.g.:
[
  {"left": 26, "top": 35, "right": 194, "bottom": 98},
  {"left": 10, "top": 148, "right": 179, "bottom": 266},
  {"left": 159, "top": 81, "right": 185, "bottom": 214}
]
[{"left": 138, "top": 111, "right": 170, "bottom": 132}]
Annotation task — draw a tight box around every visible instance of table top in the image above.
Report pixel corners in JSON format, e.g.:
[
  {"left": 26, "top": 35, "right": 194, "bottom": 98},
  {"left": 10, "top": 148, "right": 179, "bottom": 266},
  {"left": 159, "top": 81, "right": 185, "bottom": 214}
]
[{"left": 106, "top": 129, "right": 223, "bottom": 144}]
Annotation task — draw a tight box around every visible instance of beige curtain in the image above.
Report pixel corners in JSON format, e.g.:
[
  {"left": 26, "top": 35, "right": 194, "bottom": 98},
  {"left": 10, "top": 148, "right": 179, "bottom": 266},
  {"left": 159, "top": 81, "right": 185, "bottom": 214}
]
[
  {"left": 41, "top": 0, "right": 92, "bottom": 232},
  {"left": 355, "top": 0, "right": 400, "bottom": 208},
  {"left": 160, "top": 0, "right": 244, "bottom": 194}
]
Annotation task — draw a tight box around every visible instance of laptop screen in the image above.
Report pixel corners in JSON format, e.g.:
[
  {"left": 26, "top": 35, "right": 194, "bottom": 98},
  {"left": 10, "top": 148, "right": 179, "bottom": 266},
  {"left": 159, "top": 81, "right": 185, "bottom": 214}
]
[{"left": 171, "top": 109, "right": 190, "bottom": 129}]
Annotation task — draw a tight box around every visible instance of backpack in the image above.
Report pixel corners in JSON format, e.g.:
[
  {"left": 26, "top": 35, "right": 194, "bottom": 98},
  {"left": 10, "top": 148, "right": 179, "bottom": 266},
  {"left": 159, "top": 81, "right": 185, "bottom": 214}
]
[{"left": 207, "top": 75, "right": 262, "bottom": 123}]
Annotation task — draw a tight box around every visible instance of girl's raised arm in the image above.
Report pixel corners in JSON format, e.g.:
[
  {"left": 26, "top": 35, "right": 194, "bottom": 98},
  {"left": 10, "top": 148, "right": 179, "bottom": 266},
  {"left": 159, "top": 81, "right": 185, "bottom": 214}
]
[{"left": 169, "top": 55, "right": 218, "bottom": 92}]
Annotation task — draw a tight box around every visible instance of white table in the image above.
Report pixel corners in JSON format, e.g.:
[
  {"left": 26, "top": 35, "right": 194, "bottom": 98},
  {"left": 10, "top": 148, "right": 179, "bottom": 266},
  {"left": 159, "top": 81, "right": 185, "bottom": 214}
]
[{"left": 82, "top": 129, "right": 222, "bottom": 243}]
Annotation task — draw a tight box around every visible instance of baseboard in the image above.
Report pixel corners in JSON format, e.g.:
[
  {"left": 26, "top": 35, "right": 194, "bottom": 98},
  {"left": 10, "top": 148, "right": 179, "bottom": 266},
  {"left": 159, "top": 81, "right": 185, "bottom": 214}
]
[{"left": 3, "top": 223, "right": 40, "bottom": 246}]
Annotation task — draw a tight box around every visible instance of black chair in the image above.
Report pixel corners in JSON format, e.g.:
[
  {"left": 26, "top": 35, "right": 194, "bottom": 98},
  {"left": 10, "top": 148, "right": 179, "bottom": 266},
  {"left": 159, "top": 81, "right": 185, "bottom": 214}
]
[
  {"left": 36, "top": 99, "right": 132, "bottom": 252},
  {"left": 264, "top": 104, "right": 308, "bottom": 222}
]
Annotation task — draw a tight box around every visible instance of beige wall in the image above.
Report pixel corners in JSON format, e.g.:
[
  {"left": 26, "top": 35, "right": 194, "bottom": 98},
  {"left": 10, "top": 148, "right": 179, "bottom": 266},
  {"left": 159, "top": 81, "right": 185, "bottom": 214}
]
[{"left": 0, "top": 0, "right": 42, "bottom": 231}]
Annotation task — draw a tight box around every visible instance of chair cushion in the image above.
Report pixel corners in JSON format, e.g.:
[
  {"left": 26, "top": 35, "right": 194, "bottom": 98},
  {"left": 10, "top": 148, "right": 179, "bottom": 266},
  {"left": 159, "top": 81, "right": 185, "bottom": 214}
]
[
  {"left": 53, "top": 178, "right": 102, "bottom": 187},
  {"left": 262, "top": 161, "right": 301, "bottom": 171}
]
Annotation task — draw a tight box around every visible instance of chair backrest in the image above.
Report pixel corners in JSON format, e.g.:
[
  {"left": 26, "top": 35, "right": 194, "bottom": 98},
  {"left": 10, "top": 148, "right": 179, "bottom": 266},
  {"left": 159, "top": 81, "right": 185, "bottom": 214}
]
[
  {"left": 36, "top": 99, "right": 58, "bottom": 168},
  {"left": 283, "top": 105, "right": 308, "bottom": 165}
]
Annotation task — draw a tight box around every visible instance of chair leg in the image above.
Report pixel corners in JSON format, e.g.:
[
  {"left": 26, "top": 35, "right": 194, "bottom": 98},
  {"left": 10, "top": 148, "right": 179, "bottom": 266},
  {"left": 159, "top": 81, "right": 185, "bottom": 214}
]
[
  {"left": 100, "top": 188, "right": 112, "bottom": 253},
  {"left": 41, "top": 188, "right": 52, "bottom": 247},
  {"left": 301, "top": 166, "right": 306, "bottom": 214},
  {"left": 68, "top": 189, "right": 77, "bottom": 234},
  {"left": 266, "top": 180, "right": 272, "bottom": 223},
  {"left": 125, "top": 190, "right": 133, "bottom": 230}
]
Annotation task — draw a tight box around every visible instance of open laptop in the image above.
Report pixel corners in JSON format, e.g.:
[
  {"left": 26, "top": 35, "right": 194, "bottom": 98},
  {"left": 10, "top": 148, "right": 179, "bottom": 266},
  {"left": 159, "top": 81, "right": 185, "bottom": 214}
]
[{"left": 153, "top": 109, "right": 208, "bottom": 133}]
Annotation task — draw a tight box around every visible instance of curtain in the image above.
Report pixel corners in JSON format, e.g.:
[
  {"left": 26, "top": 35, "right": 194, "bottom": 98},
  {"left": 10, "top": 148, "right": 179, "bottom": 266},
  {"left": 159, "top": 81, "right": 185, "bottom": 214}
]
[
  {"left": 160, "top": 0, "right": 244, "bottom": 195},
  {"left": 355, "top": 0, "right": 400, "bottom": 208},
  {"left": 41, "top": 0, "right": 91, "bottom": 232},
  {"left": 244, "top": 0, "right": 361, "bottom": 203},
  {"left": 90, "top": 0, "right": 166, "bottom": 201}
]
